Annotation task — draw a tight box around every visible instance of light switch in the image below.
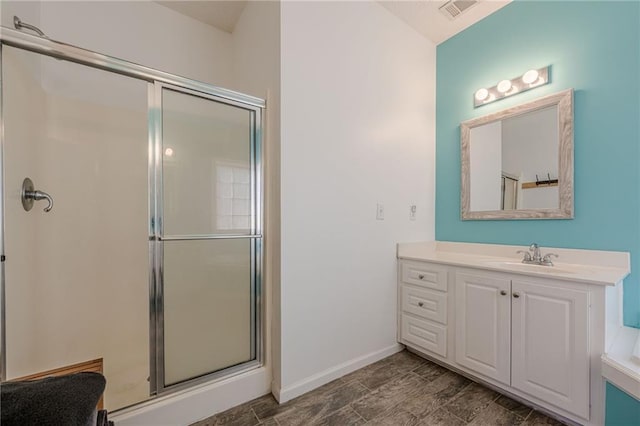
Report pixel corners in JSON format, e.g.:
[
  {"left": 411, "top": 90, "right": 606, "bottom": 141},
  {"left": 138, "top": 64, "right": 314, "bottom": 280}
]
[
  {"left": 410, "top": 205, "right": 417, "bottom": 221},
  {"left": 376, "top": 203, "right": 384, "bottom": 220}
]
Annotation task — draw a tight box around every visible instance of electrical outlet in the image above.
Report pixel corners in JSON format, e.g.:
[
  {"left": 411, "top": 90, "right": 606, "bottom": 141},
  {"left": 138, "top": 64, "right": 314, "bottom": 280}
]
[
  {"left": 376, "top": 203, "right": 384, "bottom": 220},
  {"left": 410, "top": 205, "right": 417, "bottom": 220}
]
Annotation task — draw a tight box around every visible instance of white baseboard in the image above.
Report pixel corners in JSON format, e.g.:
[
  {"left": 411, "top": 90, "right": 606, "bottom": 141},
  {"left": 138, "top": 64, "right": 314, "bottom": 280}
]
[
  {"left": 111, "top": 367, "right": 271, "bottom": 426},
  {"left": 110, "top": 344, "right": 403, "bottom": 424},
  {"left": 274, "top": 343, "right": 403, "bottom": 403}
]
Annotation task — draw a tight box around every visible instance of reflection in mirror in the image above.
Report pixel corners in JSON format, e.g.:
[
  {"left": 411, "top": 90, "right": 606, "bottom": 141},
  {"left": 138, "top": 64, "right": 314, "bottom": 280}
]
[
  {"left": 470, "top": 106, "right": 558, "bottom": 211},
  {"left": 461, "top": 89, "right": 573, "bottom": 220}
]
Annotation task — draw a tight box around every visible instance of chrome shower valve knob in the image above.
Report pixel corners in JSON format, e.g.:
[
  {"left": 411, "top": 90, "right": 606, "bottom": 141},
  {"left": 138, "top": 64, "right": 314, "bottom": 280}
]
[{"left": 21, "top": 177, "right": 54, "bottom": 213}]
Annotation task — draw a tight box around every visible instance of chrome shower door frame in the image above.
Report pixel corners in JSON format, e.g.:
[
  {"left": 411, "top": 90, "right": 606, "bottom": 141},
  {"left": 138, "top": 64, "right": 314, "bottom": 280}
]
[
  {"left": 150, "top": 82, "right": 264, "bottom": 394},
  {"left": 0, "top": 43, "right": 6, "bottom": 384},
  {"left": 0, "top": 27, "right": 265, "bottom": 401}
]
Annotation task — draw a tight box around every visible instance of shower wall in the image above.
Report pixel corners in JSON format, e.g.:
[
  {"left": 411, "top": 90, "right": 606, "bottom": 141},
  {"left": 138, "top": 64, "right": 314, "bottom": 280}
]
[
  {"left": 2, "top": 47, "right": 43, "bottom": 385},
  {"left": 0, "top": 1, "right": 235, "bottom": 89},
  {"left": 3, "top": 48, "right": 149, "bottom": 409}
]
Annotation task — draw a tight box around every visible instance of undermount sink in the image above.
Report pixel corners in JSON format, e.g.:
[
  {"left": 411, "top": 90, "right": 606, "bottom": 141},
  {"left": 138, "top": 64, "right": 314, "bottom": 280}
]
[{"left": 483, "top": 260, "right": 576, "bottom": 275}]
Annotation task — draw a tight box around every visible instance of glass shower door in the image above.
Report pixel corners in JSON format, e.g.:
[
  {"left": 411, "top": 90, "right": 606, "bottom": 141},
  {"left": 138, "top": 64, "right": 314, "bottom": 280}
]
[{"left": 155, "top": 86, "right": 261, "bottom": 390}]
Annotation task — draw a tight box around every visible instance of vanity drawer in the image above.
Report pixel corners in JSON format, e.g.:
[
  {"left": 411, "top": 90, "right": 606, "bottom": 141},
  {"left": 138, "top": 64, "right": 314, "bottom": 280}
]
[
  {"left": 401, "top": 315, "right": 447, "bottom": 358},
  {"left": 401, "top": 261, "right": 448, "bottom": 292},
  {"left": 402, "top": 286, "right": 447, "bottom": 324}
]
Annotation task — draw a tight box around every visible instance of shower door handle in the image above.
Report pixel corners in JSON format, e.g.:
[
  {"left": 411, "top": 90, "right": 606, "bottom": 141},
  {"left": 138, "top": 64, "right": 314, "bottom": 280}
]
[{"left": 21, "top": 177, "right": 54, "bottom": 212}]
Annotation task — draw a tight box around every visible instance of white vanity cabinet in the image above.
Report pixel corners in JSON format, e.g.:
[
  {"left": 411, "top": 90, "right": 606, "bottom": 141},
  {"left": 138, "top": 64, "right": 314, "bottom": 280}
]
[
  {"left": 455, "top": 271, "right": 511, "bottom": 386},
  {"left": 454, "top": 270, "right": 590, "bottom": 418},
  {"left": 511, "top": 278, "right": 590, "bottom": 418},
  {"left": 398, "top": 261, "right": 449, "bottom": 358},
  {"left": 396, "top": 242, "right": 630, "bottom": 426}
]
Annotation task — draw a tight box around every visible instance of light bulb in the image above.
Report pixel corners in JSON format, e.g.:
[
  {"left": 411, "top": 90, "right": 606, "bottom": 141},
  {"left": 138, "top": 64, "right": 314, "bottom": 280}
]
[
  {"left": 475, "top": 88, "right": 489, "bottom": 101},
  {"left": 164, "top": 148, "right": 174, "bottom": 157},
  {"left": 522, "top": 69, "right": 539, "bottom": 85},
  {"left": 497, "top": 79, "right": 512, "bottom": 93}
]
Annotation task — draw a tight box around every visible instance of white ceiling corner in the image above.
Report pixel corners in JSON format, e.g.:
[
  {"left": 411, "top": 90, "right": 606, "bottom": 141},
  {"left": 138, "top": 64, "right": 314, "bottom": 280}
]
[
  {"left": 377, "top": 0, "right": 512, "bottom": 45},
  {"left": 154, "top": 1, "right": 511, "bottom": 44},
  {"left": 155, "top": 1, "right": 248, "bottom": 34}
]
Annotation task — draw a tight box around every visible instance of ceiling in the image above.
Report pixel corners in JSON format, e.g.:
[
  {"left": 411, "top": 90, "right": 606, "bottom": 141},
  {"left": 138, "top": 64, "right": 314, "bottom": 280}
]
[
  {"left": 155, "top": 0, "right": 511, "bottom": 44},
  {"left": 378, "top": 0, "right": 512, "bottom": 45},
  {"left": 156, "top": 1, "right": 248, "bottom": 34}
]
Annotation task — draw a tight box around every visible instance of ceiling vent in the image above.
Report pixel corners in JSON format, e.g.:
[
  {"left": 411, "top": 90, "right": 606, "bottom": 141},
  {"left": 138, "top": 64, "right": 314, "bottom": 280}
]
[{"left": 439, "top": 0, "right": 478, "bottom": 20}]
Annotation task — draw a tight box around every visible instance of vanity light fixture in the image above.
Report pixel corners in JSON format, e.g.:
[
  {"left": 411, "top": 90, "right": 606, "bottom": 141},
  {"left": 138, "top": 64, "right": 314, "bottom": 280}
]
[
  {"left": 473, "top": 65, "right": 550, "bottom": 107},
  {"left": 497, "top": 79, "right": 512, "bottom": 93},
  {"left": 522, "top": 69, "right": 539, "bottom": 85},
  {"left": 474, "top": 88, "right": 489, "bottom": 101}
]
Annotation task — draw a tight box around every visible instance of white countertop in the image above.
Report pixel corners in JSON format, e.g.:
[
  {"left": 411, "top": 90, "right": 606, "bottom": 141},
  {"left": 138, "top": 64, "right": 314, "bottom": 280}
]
[{"left": 397, "top": 241, "right": 630, "bottom": 286}]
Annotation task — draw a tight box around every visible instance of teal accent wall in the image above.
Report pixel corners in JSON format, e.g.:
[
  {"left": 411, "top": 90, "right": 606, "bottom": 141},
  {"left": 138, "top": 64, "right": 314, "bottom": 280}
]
[
  {"left": 436, "top": 1, "right": 640, "bottom": 328},
  {"left": 606, "top": 383, "right": 640, "bottom": 425}
]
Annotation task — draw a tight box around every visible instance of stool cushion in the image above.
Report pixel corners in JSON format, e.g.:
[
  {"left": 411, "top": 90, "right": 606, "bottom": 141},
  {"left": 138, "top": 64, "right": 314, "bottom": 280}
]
[{"left": 1, "top": 372, "right": 105, "bottom": 426}]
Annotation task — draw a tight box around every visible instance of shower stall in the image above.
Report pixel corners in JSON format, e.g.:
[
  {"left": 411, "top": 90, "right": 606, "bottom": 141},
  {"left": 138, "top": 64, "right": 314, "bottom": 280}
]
[{"left": 0, "top": 25, "right": 263, "bottom": 410}]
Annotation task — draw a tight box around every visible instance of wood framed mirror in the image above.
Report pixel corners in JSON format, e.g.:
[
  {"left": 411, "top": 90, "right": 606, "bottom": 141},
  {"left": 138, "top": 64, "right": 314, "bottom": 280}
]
[{"left": 461, "top": 89, "right": 574, "bottom": 220}]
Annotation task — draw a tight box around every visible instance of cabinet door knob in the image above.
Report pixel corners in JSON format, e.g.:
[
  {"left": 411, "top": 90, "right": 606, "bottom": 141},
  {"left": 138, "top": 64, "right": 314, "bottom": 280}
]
[
  {"left": 513, "top": 293, "right": 520, "bottom": 298},
  {"left": 418, "top": 274, "right": 425, "bottom": 280},
  {"left": 500, "top": 290, "right": 507, "bottom": 296},
  {"left": 418, "top": 302, "right": 424, "bottom": 307}
]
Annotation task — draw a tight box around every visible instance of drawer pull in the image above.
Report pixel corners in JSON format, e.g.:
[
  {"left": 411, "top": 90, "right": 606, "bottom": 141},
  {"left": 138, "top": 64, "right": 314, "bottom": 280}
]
[
  {"left": 418, "top": 302, "right": 424, "bottom": 307},
  {"left": 418, "top": 274, "right": 425, "bottom": 280}
]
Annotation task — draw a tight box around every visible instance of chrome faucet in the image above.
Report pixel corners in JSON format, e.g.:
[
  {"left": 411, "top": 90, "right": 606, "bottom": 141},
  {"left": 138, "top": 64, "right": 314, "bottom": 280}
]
[
  {"left": 530, "top": 243, "right": 542, "bottom": 263},
  {"left": 517, "top": 243, "right": 559, "bottom": 266},
  {"left": 540, "top": 253, "right": 559, "bottom": 266}
]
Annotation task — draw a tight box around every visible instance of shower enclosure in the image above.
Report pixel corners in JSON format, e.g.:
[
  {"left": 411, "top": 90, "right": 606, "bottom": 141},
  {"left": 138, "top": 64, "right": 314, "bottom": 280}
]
[{"left": 0, "top": 26, "right": 263, "bottom": 410}]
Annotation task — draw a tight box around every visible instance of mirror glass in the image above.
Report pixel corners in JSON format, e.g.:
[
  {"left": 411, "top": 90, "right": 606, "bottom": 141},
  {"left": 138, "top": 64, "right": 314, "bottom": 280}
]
[{"left": 461, "top": 89, "right": 573, "bottom": 220}]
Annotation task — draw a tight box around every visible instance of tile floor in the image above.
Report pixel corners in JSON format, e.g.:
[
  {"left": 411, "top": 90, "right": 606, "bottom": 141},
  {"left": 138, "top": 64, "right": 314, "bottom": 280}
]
[{"left": 192, "top": 350, "right": 568, "bottom": 426}]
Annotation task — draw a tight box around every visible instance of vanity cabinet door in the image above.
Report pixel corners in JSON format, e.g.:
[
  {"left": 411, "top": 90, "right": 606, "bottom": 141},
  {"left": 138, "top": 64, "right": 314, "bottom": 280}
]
[
  {"left": 511, "top": 280, "right": 589, "bottom": 419},
  {"left": 455, "top": 271, "right": 511, "bottom": 385}
]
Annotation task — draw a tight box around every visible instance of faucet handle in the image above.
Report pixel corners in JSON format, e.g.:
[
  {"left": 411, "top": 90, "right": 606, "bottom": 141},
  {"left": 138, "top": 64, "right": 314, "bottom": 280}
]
[
  {"left": 517, "top": 250, "right": 532, "bottom": 262},
  {"left": 542, "top": 253, "right": 559, "bottom": 265}
]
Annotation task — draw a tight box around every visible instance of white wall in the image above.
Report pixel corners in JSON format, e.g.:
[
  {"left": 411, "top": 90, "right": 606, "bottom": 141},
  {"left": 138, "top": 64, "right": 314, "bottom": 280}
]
[
  {"left": 230, "top": 0, "right": 282, "bottom": 397},
  {"left": 1, "top": 1, "right": 41, "bottom": 28},
  {"left": 49, "top": 1, "right": 233, "bottom": 87},
  {"left": 469, "top": 121, "right": 502, "bottom": 211},
  {"left": 2, "top": 1, "right": 234, "bottom": 87},
  {"left": 279, "top": 1, "right": 435, "bottom": 401}
]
